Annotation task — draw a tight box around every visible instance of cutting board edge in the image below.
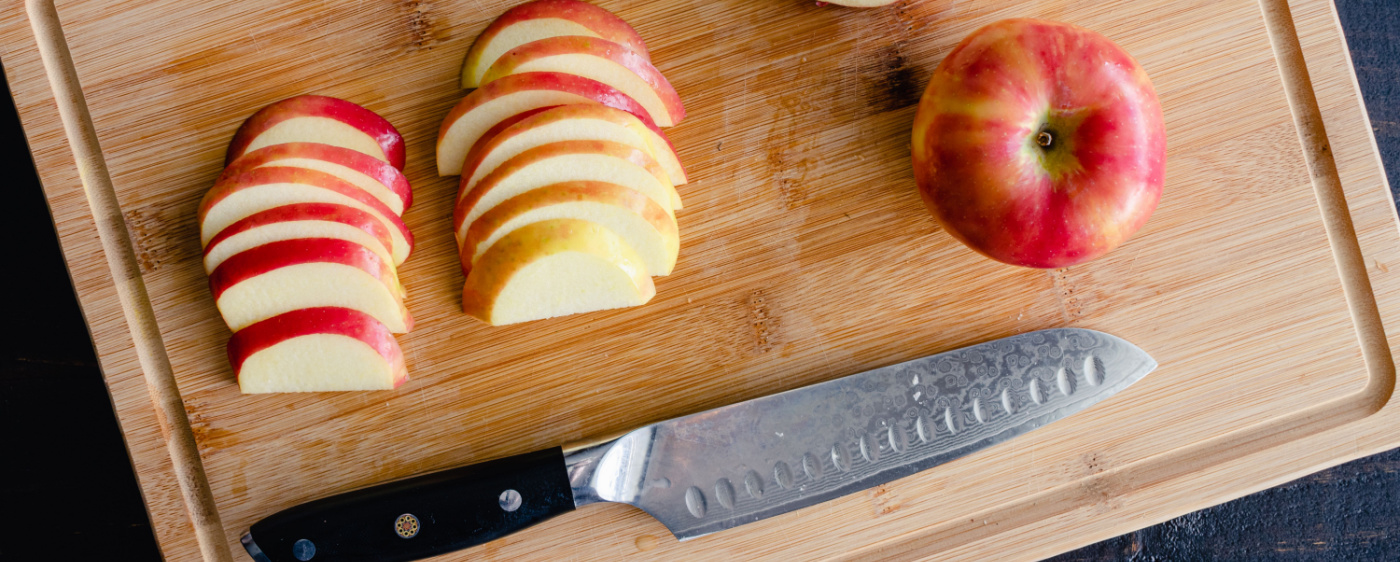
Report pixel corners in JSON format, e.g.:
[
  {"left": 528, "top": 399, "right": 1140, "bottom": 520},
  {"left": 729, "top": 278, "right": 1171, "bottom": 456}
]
[{"left": 6, "top": 0, "right": 1399, "bottom": 560}]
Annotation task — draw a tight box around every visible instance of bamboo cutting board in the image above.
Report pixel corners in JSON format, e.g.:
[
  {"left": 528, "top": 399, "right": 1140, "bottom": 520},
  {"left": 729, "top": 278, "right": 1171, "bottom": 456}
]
[{"left": 6, "top": 0, "right": 1400, "bottom": 559}]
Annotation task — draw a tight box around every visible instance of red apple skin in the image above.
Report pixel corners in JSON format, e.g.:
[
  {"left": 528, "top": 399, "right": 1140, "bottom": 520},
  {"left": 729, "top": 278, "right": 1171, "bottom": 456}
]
[
  {"left": 226, "top": 95, "right": 406, "bottom": 170},
  {"left": 227, "top": 307, "right": 407, "bottom": 386},
  {"left": 199, "top": 166, "right": 413, "bottom": 257},
  {"left": 482, "top": 36, "right": 685, "bottom": 126},
  {"left": 462, "top": 0, "right": 650, "bottom": 88},
  {"left": 203, "top": 202, "right": 394, "bottom": 263},
  {"left": 210, "top": 238, "right": 394, "bottom": 298},
  {"left": 438, "top": 72, "right": 651, "bottom": 145},
  {"left": 911, "top": 19, "right": 1165, "bottom": 269},
  {"left": 223, "top": 142, "right": 413, "bottom": 211},
  {"left": 208, "top": 237, "right": 412, "bottom": 331}
]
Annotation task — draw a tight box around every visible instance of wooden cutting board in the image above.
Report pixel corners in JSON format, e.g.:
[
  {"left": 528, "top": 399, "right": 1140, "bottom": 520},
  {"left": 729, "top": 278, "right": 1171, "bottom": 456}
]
[{"left": 6, "top": 0, "right": 1400, "bottom": 559}]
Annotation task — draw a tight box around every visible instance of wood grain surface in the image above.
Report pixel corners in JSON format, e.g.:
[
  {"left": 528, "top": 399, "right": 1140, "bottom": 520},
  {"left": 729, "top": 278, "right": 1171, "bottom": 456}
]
[{"left": 4, "top": 0, "right": 1400, "bottom": 560}]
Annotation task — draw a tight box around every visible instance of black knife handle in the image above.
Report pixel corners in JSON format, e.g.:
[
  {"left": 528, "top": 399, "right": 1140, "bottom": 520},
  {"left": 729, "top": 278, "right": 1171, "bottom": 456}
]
[{"left": 243, "top": 447, "right": 574, "bottom": 562}]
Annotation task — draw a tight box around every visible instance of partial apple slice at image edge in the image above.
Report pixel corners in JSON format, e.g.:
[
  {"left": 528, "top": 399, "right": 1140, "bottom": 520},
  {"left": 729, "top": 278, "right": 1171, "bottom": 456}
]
[{"left": 230, "top": 307, "right": 408, "bottom": 394}]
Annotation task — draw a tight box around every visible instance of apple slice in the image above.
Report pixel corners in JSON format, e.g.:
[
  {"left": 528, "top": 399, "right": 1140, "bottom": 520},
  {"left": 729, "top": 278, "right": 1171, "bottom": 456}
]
[
  {"left": 481, "top": 36, "right": 684, "bottom": 127},
  {"left": 437, "top": 72, "right": 651, "bottom": 176},
  {"left": 230, "top": 307, "right": 408, "bottom": 393},
  {"left": 226, "top": 95, "right": 406, "bottom": 169},
  {"left": 454, "top": 140, "right": 679, "bottom": 237},
  {"left": 199, "top": 167, "right": 413, "bottom": 265},
  {"left": 203, "top": 203, "right": 395, "bottom": 276},
  {"left": 210, "top": 238, "right": 411, "bottom": 333},
  {"left": 460, "top": 0, "right": 650, "bottom": 89},
  {"left": 460, "top": 181, "right": 679, "bottom": 277},
  {"left": 224, "top": 143, "right": 412, "bottom": 215},
  {"left": 462, "top": 104, "right": 687, "bottom": 199},
  {"left": 463, "top": 219, "right": 655, "bottom": 325}
]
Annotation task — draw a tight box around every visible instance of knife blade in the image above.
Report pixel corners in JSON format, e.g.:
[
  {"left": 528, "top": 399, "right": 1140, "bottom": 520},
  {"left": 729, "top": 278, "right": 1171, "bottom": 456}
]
[{"left": 242, "top": 328, "right": 1155, "bottom": 562}]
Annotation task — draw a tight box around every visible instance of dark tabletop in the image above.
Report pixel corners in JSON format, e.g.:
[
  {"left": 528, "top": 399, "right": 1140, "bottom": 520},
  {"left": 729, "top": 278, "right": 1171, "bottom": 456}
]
[{"left": 2, "top": 1, "right": 1398, "bottom": 560}]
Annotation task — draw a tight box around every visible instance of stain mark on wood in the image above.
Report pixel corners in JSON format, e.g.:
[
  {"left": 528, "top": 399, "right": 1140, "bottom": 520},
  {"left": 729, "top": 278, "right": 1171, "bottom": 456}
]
[
  {"left": 125, "top": 204, "right": 199, "bottom": 274},
  {"left": 869, "top": 483, "right": 904, "bottom": 517},
  {"left": 862, "top": 43, "right": 923, "bottom": 114},
  {"left": 1051, "top": 268, "right": 1084, "bottom": 321},
  {"left": 397, "top": 0, "right": 444, "bottom": 52},
  {"left": 749, "top": 290, "right": 777, "bottom": 353}
]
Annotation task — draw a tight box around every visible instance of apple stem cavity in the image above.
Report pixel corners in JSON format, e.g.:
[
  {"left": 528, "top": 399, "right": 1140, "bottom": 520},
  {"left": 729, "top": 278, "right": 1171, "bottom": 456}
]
[{"left": 1036, "top": 130, "right": 1054, "bottom": 148}]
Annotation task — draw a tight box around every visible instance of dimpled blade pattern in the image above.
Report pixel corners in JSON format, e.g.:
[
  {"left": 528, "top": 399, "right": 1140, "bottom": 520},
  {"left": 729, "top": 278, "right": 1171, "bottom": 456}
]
[{"left": 580, "top": 328, "right": 1155, "bottom": 540}]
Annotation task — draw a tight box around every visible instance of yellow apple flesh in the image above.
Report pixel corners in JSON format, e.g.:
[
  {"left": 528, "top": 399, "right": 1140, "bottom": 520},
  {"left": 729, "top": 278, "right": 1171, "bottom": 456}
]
[
  {"left": 460, "top": 181, "right": 679, "bottom": 276},
  {"left": 463, "top": 219, "right": 654, "bottom": 325}
]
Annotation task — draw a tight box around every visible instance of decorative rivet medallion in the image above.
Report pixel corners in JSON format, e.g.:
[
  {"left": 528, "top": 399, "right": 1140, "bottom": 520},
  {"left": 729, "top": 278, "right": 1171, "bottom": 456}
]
[{"left": 395, "top": 513, "right": 420, "bottom": 538}]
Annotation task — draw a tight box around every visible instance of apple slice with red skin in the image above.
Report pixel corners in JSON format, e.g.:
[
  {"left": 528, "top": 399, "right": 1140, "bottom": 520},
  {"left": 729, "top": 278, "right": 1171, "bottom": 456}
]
[
  {"left": 912, "top": 19, "right": 1165, "bottom": 268},
  {"left": 210, "top": 238, "right": 411, "bottom": 333},
  {"left": 459, "top": 181, "right": 679, "bottom": 276},
  {"left": 199, "top": 166, "right": 413, "bottom": 265},
  {"left": 229, "top": 307, "right": 408, "bottom": 393},
  {"left": 454, "top": 140, "right": 678, "bottom": 236},
  {"left": 437, "top": 72, "right": 651, "bottom": 176},
  {"left": 202, "top": 203, "right": 395, "bottom": 277},
  {"left": 482, "top": 36, "right": 684, "bottom": 127},
  {"left": 226, "top": 95, "right": 406, "bottom": 170},
  {"left": 462, "top": 104, "right": 687, "bottom": 199},
  {"left": 224, "top": 142, "right": 412, "bottom": 215},
  {"left": 460, "top": 0, "right": 650, "bottom": 89},
  {"left": 461, "top": 105, "right": 559, "bottom": 174},
  {"left": 463, "top": 219, "right": 654, "bottom": 326}
]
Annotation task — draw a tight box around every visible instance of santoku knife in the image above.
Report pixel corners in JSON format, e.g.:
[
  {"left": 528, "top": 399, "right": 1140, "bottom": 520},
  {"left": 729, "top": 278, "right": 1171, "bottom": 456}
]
[{"left": 242, "top": 328, "right": 1155, "bottom": 562}]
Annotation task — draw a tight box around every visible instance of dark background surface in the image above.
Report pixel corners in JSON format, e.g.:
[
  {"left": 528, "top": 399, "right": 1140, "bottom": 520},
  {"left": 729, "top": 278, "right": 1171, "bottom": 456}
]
[{"left": 0, "top": 1, "right": 1397, "bottom": 560}]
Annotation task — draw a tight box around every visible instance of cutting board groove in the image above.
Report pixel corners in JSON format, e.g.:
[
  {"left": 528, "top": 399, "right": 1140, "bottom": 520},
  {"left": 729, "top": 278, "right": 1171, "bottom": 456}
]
[{"left": 5, "top": 0, "right": 1400, "bottom": 560}]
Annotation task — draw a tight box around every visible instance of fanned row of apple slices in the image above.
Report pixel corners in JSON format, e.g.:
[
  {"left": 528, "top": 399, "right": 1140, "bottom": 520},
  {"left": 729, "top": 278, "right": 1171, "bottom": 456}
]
[
  {"left": 200, "top": 95, "right": 416, "bottom": 393},
  {"left": 439, "top": 0, "right": 687, "bottom": 326}
]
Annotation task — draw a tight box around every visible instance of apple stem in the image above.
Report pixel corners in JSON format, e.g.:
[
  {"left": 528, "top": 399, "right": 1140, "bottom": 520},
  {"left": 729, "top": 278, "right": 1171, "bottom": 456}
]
[{"left": 1037, "top": 131, "right": 1054, "bottom": 148}]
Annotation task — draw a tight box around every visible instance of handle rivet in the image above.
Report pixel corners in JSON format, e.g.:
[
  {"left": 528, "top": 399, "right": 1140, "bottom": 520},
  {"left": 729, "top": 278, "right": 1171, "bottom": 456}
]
[
  {"left": 292, "top": 539, "right": 316, "bottom": 561},
  {"left": 499, "top": 489, "right": 523, "bottom": 512},
  {"left": 395, "top": 513, "right": 420, "bottom": 538}
]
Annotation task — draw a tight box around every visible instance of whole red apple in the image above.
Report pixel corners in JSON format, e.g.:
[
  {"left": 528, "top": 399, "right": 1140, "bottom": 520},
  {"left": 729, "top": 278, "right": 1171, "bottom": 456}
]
[{"left": 911, "top": 19, "right": 1165, "bottom": 268}]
